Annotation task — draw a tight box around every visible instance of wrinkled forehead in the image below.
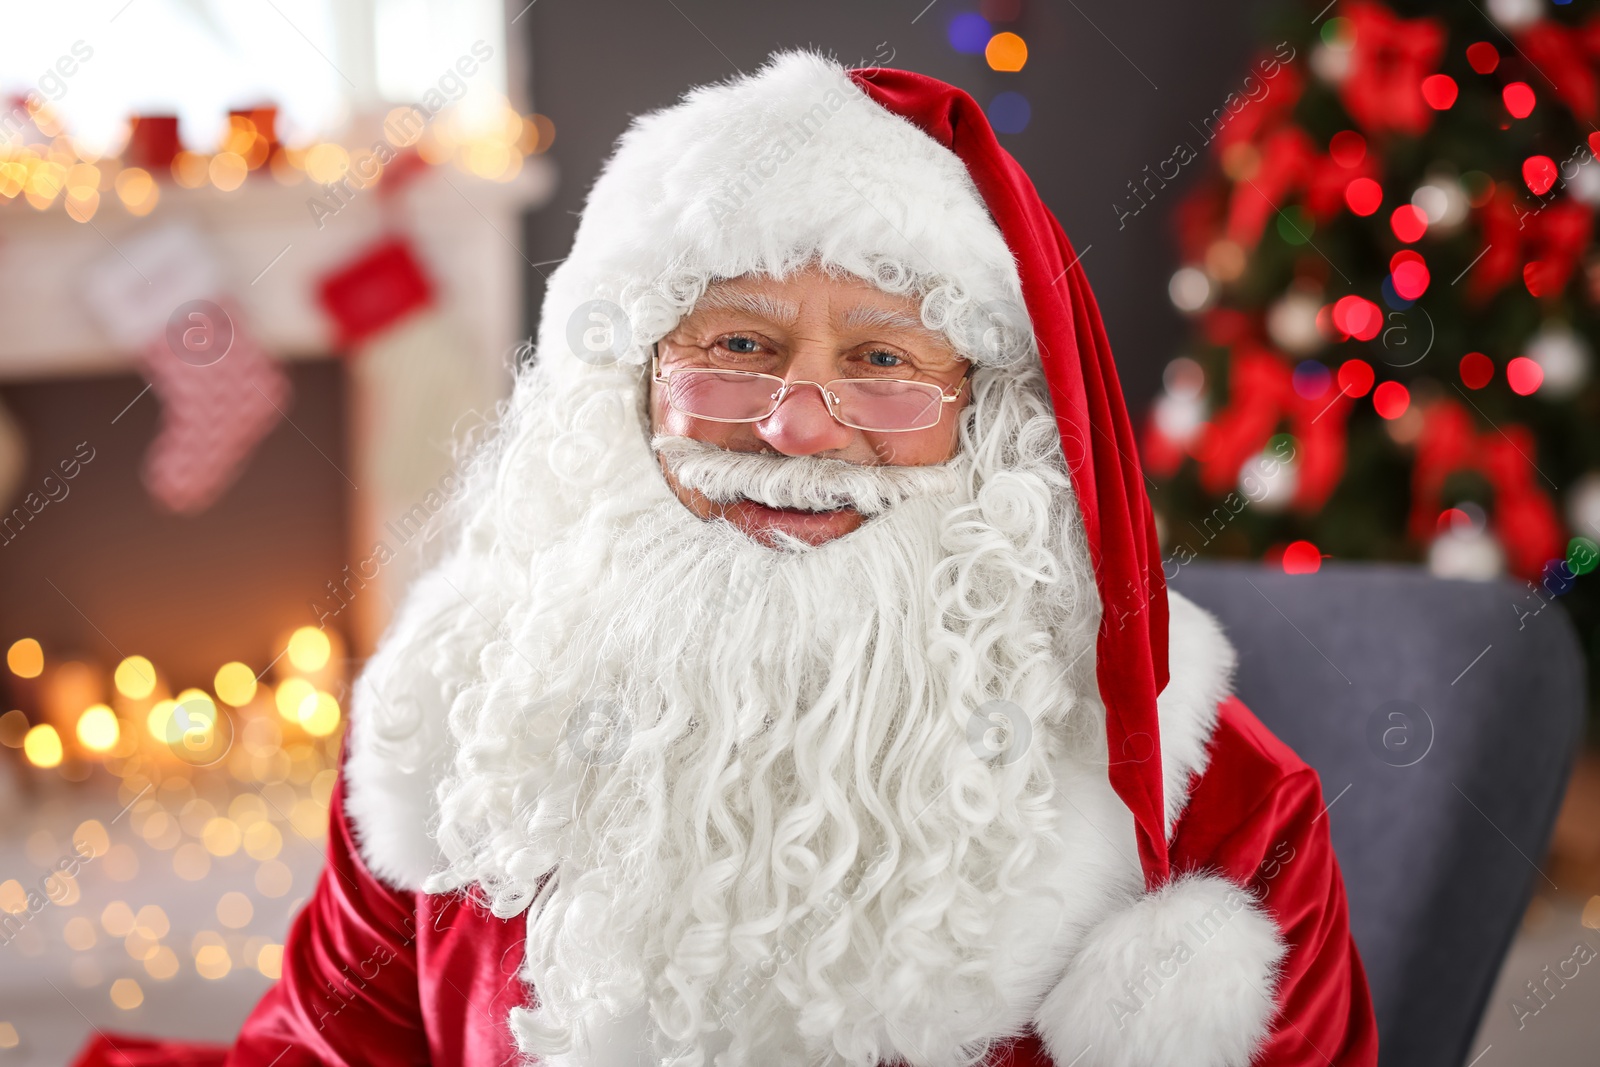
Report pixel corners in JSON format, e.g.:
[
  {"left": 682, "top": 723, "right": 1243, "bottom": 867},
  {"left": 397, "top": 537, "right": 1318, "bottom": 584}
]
[{"left": 681, "top": 268, "right": 961, "bottom": 351}]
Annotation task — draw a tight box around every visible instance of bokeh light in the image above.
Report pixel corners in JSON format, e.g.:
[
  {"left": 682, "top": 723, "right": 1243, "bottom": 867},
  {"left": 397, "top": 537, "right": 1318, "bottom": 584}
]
[
  {"left": 304, "top": 143, "right": 349, "bottom": 184},
  {"left": 1420, "top": 74, "right": 1458, "bottom": 110},
  {"left": 1390, "top": 251, "right": 1429, "bottom": 300},
  {"left": 986, "top": 91, "right": 1030, "bottom": 135},
  {"left": 1466, "top": 41, "right": 1499, "bottom": 74},
  {"left": 1503, "top": 82, "right": 1536, "bottom": 119},
  {"left": 114, "top": 656, "right": 157, "bottom": 699},
  {"left": 1523, "top": 155, "right": 1557, "bottom": 196},
  {"left": 7, "top": 638, "right": 43, "bottom": 678},
  {"left": 299, "top": 692, "right": 342, "bottom": 737},
  {"left": 1373, "top": 381, "right": 1411, "bottom": 420},
  {"left": 214, "top": 662, "right": 258, "bottom": 707},
  {"left": 195, "top": 943, "right": 232, "bottom": 980},
  {"left": 1338, "top": 359, "right": 1375, "bottom": 398},
  {"left": 948, "top": 12, "right": 992, "bottom": 54},
  {"left": 1329, "top": 130, "right": 1365, "bottom": 168},
  {"left": 146, "top": 699, "right": 177, "bottom": 741},
  {"left": 24, "top": 723, "right": 63, "bottom": 768},
  {"left": 1389, "top": 205, "right": 1427, "bottom": 243},
  {"left": 109, "top": 978, "right": 143, "bottom": 1010},
  {"left": 1283, "top": 541, "right": 1323, "bottom": 574},
  {"left": 275, "top": 678, "right": 316, "bottom": 722},
  {"left": 985, "top": 32, "right": 1028, "bottom": 72},
  {"left": 286, "top": 627, "right": 331, "bottom": 673},
  {"left": 257, "top": 943, "right": 284, "bottom": 980},
  {"left": 1345, "top": 177, "right": 1382, "bottom": 216},
  {"left": 209, "top": 151, "right": 248, "bottom": 191},
  {"left": 1332, "top": 296, "right": 1382, "bottom": 341},
  {"left": 1460, "top": 352, "right": 1494, "bottom": 389},
  {"left": 1507, "top": 356, "right": 1544, "bottom": 395},
  {"left": 76, "top": 705, "right": 120, "bottom": 753},
  {"left": 217, "top": 891, "right": 254, "bottom": 929}
]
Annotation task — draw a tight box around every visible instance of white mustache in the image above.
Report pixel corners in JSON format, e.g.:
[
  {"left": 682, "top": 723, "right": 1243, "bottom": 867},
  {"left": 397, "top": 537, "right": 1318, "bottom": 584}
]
[{"left": 651, "top": 435, "right": 962, "bottom": 516}]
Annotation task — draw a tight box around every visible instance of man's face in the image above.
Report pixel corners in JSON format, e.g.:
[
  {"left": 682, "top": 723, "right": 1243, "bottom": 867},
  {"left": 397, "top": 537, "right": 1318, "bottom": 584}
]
[{"left": 649, "top": 267, "right": 972, "bottom": 547}]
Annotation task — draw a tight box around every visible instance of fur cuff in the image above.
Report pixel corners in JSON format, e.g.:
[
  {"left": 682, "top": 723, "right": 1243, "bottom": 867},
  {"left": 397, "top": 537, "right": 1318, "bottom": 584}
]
[
  {"left": 1157, "top": 592, "right": 1237, "bottom": 838},
  {"left": 1031, "top": 874, "right": 1286, "bottom": 1067}
]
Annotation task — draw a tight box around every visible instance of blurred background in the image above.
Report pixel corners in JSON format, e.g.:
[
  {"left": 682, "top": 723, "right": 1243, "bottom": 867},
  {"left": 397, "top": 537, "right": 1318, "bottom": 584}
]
[{"left": 0, "top": 0, "right": 1595, "bottom": 1063}]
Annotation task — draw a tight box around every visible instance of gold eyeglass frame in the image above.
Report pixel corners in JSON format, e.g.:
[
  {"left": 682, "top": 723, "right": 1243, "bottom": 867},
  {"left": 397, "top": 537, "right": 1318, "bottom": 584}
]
[{"left": 650, "top": 345, "right": 971, "bottom": 434}]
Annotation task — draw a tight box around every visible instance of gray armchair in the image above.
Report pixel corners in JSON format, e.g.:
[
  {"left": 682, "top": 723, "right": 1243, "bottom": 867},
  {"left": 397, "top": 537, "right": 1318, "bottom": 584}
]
[{"left": 1170, "top": 562, "right": 1586, "bottom": 1067}]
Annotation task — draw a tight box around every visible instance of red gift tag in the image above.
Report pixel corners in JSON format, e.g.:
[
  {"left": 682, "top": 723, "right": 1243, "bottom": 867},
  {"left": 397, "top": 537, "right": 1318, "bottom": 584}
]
[{"left": 317, "top": 237, "right": 434, "bottom": 348}]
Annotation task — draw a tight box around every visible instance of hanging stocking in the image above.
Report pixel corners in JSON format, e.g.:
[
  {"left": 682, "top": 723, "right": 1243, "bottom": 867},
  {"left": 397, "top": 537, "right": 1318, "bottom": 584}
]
[{"left": 84, "top": 223, "right": 292, "bottom": 513}]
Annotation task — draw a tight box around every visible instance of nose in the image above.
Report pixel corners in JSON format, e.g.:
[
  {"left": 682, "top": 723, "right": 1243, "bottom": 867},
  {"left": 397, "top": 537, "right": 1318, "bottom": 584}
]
[{"left": 754, "top": 379, "right": 855, "bottom": 456}]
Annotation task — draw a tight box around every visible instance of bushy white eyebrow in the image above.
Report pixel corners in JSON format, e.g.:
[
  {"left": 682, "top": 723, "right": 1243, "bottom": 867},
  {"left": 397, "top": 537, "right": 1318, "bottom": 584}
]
[
  {"left": 692, "top": 287, "right": 801, "bottom": 326},
  {"left": 838, "top": 304, "right": 930, "bottom": 335}
]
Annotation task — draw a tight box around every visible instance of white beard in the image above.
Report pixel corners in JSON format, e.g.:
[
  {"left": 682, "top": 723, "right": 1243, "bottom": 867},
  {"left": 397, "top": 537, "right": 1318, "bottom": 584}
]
[{"left": 395, "top": 355, "right": 1105, "bottom": 1067}]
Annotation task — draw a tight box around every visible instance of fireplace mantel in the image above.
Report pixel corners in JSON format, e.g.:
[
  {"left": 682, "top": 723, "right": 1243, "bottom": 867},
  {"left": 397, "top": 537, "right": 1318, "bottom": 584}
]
[{"left": 0, "top": 159, "right": 556, "bottom": 380}]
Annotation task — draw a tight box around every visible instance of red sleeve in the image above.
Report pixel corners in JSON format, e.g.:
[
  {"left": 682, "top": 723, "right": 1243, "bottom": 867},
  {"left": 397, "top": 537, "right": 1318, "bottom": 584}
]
[
  {"left": 1173, "top": 698, "right": 1379, "bottom": 1067},
  {"left": 222, "top": 770, "right": 432, "bottom": 1066}
]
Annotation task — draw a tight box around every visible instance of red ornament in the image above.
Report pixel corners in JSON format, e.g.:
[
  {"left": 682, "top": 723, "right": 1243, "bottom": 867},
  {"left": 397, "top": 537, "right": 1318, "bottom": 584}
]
[
  {"left": 1522, "top": 155, "right": 1558, "bottom": 196},
  {"left": 1410, "top": 400, "right": 1564, "bottom": 578},
  {"left": 1470, "top": 190, "right": 1593, "bottom": 302},
  {"left": 1192, "top": 346, "right": 1353, "bottom": 512},
  {"left": 1390, "top": 204, "right": 1428, "bottom": 243},
  {"left": 1333, "top": 295, "right": 1382, "bottom": 341},
  {"left": 1506, "top": 356, "right": 1544, "bottom": 395},
  {"left": 1591, "top": 132, "right": 1600, "bottom": 158},
  {"left": 1503, "top": 82, "right": 1536, "bottom": 119},
  {"left": 1459, "top": 352, "right": 1494, "bottom": 389},
  {"left": 1373, "top": 381, "right": 1410, "bottom": 420},
  {"left": 1421, "top": 74, "right": 1458, "bottom": 110},
  {"left": 1519, "top": 21, "right": 1599, "bottom": 124},
  {"left": 1220, "top": 123, "right": 1382, "bottom": 248},
  {"left": 1282, "top": 541, "right": 1323, "bottom": 574},
  {"left": 1338, "top": 2, "right": 1447, "bottom": 136},
  {"left": 1346, "top": 177, "right": 1384, "bottom": 216},
  {"left": 1329, "top": 130, "right": 1367, "bottom": 168},
  {"left": 1339, "top": 358, "right": 1375, "bottom": 397},
  {"left": 1224, "top": 128, "right": 1313, "bottom": 248},
  {"left": 1466, "top": 42, "right": 1499, "bottom": 74}
]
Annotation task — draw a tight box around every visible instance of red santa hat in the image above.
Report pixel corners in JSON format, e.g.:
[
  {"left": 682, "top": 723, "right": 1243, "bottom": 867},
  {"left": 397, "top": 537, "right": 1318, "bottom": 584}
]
[
  {"left": 539, "top": 50, "right": 1172, "bottom": 888},
  {"left": 848, "top": 63, "right": 1173, "bottom": 888}
]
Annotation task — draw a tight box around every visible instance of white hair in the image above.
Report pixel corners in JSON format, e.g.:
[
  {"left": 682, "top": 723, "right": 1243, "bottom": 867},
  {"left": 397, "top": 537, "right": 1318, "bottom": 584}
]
[{"left": 352, "top": 256, "right": 1103, "bottom": 1066}]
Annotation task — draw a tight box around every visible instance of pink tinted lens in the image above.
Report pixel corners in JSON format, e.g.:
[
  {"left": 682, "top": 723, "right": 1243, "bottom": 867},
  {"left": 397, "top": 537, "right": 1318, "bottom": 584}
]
[
  {"left": 831, "top": 379, "right": 944, "bottom": 430},
  {"left": 669, "top": 370, "right": 781, "bottom": 420}
]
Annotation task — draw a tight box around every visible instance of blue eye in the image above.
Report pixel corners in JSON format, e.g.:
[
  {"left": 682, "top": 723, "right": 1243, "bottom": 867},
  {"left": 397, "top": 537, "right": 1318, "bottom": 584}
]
[
  {"left": 865, "top": 350, "right": 902, "bottom": 368},
  {"left": 722, "top": 335, "right": 760, "bottom": 354}
]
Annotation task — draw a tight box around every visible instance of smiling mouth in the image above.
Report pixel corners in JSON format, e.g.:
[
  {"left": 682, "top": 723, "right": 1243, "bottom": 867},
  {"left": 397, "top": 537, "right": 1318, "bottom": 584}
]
[
  {"left": 740, "top": 496, "right": 853, "bottom": 515},
  {"left": 718, "top": 496, "right": 867, "bottom": 546}
]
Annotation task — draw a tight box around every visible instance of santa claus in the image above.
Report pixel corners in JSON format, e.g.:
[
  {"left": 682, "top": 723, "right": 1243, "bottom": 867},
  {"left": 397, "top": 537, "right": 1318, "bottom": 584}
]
[{"left": 73, "top": 52, "right": 1377, "bottom": 1067}]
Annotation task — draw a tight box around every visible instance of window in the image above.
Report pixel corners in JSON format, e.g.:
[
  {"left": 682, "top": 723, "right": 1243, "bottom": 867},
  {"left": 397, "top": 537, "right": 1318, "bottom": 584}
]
[{"left": 0, "top": 0, "right": 510, "bottom": 154}]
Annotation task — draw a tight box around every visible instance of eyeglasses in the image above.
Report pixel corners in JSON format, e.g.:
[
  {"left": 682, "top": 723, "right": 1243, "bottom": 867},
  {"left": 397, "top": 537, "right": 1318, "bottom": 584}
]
[{"left": 651, "top": 349, "right": 969, "bottom": 433}]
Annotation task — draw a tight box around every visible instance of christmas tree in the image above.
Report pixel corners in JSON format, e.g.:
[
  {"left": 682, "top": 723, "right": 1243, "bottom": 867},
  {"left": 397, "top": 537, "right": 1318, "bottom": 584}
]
[{"left": 1145, "top": 0, "right": 1600, "bottom": 729}]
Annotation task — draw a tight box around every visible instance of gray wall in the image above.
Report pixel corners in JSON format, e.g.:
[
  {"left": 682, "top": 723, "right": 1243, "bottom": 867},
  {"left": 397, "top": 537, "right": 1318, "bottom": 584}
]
[{"left": 519, "top": 0, "right": 1278, "bottom": 415}]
